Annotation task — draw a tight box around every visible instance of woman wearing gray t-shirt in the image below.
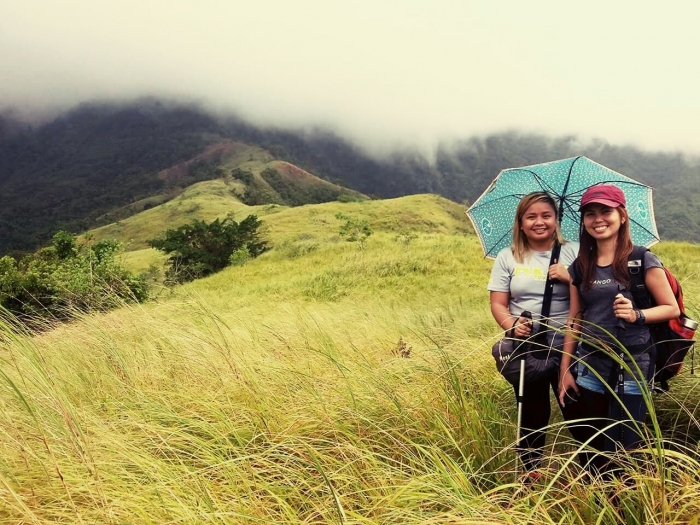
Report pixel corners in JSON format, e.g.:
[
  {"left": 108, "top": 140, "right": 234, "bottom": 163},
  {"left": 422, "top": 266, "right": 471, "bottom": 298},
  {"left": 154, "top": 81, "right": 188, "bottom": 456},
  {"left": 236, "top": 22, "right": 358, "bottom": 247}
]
[{"left": 488, "top": 192, "right": 585, "bottom": 481}]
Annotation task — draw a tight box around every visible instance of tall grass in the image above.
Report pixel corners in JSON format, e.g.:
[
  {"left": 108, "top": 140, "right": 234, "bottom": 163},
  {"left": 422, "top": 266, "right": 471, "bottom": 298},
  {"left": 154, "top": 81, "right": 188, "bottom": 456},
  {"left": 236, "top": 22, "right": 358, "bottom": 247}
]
[{"left": 0, "top": 230, "right": 699, "bottom": 523}]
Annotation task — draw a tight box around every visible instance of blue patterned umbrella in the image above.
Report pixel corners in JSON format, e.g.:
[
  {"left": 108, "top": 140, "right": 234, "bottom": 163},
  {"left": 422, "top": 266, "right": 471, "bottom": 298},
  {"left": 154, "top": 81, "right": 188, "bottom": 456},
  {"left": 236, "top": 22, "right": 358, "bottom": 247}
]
[{"left": 466, "top": 156, "right": 659, "bottom": 258}]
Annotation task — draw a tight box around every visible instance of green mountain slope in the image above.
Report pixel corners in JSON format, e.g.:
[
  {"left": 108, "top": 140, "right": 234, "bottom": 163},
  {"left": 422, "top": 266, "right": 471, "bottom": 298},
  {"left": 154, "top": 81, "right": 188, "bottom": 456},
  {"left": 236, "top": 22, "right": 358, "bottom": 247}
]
[
  {"left": 3, "top": 99, "right": 700, "bottom": 257},
  {"left": 87, "top": 180, "right": 468, "bottom": 274}
]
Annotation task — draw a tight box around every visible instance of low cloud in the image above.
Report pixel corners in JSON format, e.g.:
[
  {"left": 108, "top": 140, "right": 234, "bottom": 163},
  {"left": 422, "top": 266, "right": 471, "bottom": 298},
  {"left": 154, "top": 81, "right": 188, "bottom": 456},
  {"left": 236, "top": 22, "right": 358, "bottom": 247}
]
[{"left": 2, "top": 0, "right": 700, "bottom": 154}]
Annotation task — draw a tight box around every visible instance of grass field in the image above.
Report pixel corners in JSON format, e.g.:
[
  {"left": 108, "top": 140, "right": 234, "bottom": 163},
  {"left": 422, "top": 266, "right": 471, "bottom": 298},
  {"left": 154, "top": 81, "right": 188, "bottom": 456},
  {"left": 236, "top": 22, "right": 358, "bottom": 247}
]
[{"left": 2, "top": 192, "right": 700, "bottom": 523}]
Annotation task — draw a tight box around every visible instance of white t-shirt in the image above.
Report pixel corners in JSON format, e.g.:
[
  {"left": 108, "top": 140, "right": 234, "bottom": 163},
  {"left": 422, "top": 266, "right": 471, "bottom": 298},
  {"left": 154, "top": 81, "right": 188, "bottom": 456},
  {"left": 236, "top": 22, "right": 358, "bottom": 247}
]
[{"left": 488, "top": 241, "right": 579, "bottom": 331}]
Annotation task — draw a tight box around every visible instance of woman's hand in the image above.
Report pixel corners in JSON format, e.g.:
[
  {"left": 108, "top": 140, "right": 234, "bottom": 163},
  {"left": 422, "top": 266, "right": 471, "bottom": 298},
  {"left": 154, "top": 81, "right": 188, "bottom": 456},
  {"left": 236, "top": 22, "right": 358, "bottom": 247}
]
[
  {"left": 511, "top": 315, "right": 532, "bottom": 338},
  {"left": 613, "top": 293, "right": 637, "bottom": 323},
  {"left": 548, "top": 260, "right": 571, "bottom": 283},
  {"left": 558, "top": 370, "right": 579, "bottom": 406}
]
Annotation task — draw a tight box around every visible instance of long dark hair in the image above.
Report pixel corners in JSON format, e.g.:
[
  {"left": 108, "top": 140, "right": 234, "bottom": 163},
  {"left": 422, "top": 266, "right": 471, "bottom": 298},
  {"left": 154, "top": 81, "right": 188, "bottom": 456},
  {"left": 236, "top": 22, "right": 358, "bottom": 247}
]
[{"left": 578, "top": 205, "right": 633, "bottom": 290}]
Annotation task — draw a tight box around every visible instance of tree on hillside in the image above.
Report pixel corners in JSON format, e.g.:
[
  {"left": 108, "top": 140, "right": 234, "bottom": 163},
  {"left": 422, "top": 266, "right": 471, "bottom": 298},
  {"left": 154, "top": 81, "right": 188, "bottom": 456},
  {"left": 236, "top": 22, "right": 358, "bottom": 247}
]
[
  {"left": 52, "top": 230, "right": 78, "bottom": 259},
  {"left": 149, "top": 215, "right": 268, "bottom": 284},
  {"left": 231, "top": 168, "right": 254, "bottom": 184}
]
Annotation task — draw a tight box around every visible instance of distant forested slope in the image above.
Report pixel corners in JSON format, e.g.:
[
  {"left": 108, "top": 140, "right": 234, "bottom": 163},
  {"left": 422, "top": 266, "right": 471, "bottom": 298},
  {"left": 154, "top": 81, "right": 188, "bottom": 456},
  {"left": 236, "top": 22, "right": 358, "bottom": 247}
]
[
  {"left": 0, "top": 102, "right": 219, "bottom": 254},
  {"left": 0, "top": 99, "right": 698, "bottom": 255},
  {"left": 245, "top": 129, "right": 700, "bottom": 243}
]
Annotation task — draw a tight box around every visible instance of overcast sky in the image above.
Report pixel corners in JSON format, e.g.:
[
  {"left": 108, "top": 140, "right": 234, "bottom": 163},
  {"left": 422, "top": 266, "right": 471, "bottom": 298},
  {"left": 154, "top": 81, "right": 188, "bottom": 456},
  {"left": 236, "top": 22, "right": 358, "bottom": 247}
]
[{"left": 2, "top": 0, "right": 699, "bottom": 154}]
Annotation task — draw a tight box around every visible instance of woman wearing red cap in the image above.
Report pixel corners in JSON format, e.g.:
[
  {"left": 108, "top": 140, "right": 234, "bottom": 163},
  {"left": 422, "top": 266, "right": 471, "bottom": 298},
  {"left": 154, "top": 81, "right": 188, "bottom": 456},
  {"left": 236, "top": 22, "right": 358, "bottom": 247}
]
[{"left": 558, "top": 184, "right": 679, "bottom": 471}]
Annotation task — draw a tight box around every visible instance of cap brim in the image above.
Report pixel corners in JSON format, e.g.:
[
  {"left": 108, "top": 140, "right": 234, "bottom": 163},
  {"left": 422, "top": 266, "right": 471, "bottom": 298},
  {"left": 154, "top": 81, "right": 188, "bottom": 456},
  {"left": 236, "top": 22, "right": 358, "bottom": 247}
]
[{"left": 579, "top": 198, "right": 624, "bottom": 211}]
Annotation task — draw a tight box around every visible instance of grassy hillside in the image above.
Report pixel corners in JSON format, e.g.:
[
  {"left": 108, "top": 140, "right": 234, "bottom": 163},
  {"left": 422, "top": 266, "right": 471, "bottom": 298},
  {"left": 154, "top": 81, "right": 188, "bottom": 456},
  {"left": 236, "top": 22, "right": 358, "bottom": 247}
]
[
  {"left": 88, "top": 185, "right": 465, "bottom": 271},
  {"left": 2, "top": 193, "right": 700, "bottom": 523}
]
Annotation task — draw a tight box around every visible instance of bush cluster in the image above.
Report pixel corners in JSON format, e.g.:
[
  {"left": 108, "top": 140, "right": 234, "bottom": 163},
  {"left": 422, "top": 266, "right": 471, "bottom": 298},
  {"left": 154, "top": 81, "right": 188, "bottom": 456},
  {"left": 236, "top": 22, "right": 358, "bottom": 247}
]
[{"left": 0, "top": 231, "right": 148, "bottom": 325}]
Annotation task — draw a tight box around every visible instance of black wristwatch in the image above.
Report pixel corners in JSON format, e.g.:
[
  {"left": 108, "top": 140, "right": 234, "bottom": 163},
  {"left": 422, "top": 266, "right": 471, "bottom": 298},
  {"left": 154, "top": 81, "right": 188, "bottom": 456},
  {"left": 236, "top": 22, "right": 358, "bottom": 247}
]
[{"left": 634, "top": 309, "right": 646, "bottom": 325}]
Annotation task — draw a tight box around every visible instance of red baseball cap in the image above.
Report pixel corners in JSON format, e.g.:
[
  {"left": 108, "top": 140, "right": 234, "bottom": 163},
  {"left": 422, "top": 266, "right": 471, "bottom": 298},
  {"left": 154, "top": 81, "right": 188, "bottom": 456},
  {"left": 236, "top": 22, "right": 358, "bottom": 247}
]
[{"left": 579, "top": 184, "right": 626, "bottom": 210}]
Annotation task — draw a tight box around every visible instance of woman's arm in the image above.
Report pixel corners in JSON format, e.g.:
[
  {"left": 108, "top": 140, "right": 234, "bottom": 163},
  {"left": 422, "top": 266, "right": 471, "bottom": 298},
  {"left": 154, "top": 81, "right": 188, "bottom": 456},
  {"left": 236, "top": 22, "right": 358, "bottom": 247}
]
[
  {"left": 558, "top": 283, "right": 582, "bottom": 405},
  {"left": 490, "top": 291, "right": 531, "bottom": 338},
  {"left": 643, "top": 267, "right": 680, "bottom": 322},
  {"left": 490, "top": 291, "right": 513, "bottom": 331}
]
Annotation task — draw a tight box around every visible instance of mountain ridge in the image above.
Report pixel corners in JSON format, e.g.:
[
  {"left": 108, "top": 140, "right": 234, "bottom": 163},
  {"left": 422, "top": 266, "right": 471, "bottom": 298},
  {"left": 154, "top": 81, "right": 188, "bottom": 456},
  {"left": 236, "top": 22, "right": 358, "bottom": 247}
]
[{"left": 1, "top": 99, "right": 699, "bottom": 255}]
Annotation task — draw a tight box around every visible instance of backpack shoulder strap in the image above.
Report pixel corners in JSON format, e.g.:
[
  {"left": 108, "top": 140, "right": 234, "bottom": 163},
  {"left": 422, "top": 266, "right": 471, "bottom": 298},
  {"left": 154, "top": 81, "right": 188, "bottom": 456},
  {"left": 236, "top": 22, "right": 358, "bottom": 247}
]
[
  {"left": 628, "top": 246, "right": 652, "bottom": 308},
  {"left": 540, "top": 241, "right": 562, "bottom": 320},
  {"left": 570, "top": 257, "right": 582, "bottom": 289},
  {"left": 569, "top": 257, "right": 589, "bottom": 311}
]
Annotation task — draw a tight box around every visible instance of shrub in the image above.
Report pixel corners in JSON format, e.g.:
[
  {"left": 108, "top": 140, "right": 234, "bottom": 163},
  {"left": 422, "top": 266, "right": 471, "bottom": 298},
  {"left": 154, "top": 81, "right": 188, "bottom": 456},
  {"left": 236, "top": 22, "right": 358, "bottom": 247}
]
[
  {"left": 229, "top": 247, "right": 250, "bottom": 267},
  {"left": 0, "top": 231, "right": 148, "bottom": 325},
  {"left": 338, "top": 216, "right": 373, "bottom": 249},
  {"left": 150, "top": 215, "right": 269, "bottom": 284}
]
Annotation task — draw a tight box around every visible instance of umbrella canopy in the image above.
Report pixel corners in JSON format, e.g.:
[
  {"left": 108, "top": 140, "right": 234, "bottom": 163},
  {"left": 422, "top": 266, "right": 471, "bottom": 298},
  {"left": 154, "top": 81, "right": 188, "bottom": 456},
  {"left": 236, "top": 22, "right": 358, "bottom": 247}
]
[{"left": 466, "top": 156, "right": 659, "bottom": 259}]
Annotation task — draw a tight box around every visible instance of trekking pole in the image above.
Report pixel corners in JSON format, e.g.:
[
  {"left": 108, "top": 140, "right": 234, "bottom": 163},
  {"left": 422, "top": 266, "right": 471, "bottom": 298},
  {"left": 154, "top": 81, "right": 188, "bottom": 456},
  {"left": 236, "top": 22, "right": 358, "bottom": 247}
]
[
  {"left": 516, "top": 311, "right": 532, "bottom": 455},
  {"left": 516, "top": 359, "right": 526, "bottom": 444},
  {"left": 614, "top": 287, "right": 629, "bottom": 444},
  {"left": 615, "top": 286, "right": 629, "bottom": 333},
  {"left": 692, "top": 343, "right": 695, "bottom": 376}
]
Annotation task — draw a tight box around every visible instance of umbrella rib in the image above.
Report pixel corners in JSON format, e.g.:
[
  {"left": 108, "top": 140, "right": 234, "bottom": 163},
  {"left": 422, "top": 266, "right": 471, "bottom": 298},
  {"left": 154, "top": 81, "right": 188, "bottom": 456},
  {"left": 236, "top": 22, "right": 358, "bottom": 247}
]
[
  {"left": 506, "top": 169, "right": 562, "bottom": 197},
  {"left": 562, "top": 177, "right": 653, "bottom": 209},
  {"left": 559, "top": 199, "right": 580, "bottom": 220},
  {"left": 557, "top": 156, "right": 582, "bottom": 222},
  {"left": 571, "top": 179, "right": 651, "bottom": 194},
  {"left": 628, "top": 218, "right": 660, "bottom": 241},
  {"left": 486, "top": 230, "right": 513, "bottom": 258},
  {"left": 567, "top": 180, "right": 654, "bottom": 201},
  {"left": 468, "top": 193, "right": 527, "bottom": 212}
]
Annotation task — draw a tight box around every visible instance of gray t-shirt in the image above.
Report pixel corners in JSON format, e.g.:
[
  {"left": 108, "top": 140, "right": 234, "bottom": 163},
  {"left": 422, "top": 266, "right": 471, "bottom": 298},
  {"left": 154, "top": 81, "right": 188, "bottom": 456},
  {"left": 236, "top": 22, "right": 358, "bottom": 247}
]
[
  {"left": 568, "top": 250, "right": 662, "bottom": 347},
  {"left": 488, "top": 241, "right": 579, "bottom": 332}
]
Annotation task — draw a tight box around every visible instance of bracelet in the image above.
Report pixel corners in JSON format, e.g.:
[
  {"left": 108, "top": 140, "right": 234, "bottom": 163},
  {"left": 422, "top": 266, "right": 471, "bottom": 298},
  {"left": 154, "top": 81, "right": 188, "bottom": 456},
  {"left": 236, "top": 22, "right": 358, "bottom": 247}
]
[
  {"left": 507, "top": 318, "right": 518, "bottom": 338},
  {"left": 634, "top": 309, "right": 646, "bottom": 325}
]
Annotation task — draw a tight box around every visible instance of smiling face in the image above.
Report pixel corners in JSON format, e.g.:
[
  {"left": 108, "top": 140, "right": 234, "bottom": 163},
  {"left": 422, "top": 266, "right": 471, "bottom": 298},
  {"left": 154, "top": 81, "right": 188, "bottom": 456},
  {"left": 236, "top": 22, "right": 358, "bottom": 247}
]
[
  {"left": 582, "top": 203, "right": 625, "bottom": 241},
  {"left": 519, "top": 201, "right": 557, "bottom": 250}
]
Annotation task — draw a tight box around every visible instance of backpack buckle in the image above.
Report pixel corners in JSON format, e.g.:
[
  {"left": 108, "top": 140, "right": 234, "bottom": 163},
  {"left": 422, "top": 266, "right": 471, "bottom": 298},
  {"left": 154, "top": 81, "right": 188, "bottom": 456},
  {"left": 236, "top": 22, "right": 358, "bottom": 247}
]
[{"left": 628, "top": 259, "right": 642, "bottom": 275}]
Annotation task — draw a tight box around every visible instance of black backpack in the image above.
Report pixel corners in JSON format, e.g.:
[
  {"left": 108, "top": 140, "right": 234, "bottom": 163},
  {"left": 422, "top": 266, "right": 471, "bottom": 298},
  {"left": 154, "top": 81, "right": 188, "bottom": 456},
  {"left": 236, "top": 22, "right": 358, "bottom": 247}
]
[{"left": 626, "top": 246, "right": 697, "bottom": 391}]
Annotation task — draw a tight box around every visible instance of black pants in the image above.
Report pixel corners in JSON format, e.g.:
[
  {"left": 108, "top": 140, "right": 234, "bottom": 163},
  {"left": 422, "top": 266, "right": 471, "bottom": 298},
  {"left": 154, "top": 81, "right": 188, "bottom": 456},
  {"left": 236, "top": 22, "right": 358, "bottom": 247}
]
[
  {"left": 512, "top": 371, "right": 591, "bottom": 472},
  {"left": 572, "top": 341, "right": 652, "bottom": 474},
  {"left": 568, "top": 386, "right": 647, "bottom": 475}
]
